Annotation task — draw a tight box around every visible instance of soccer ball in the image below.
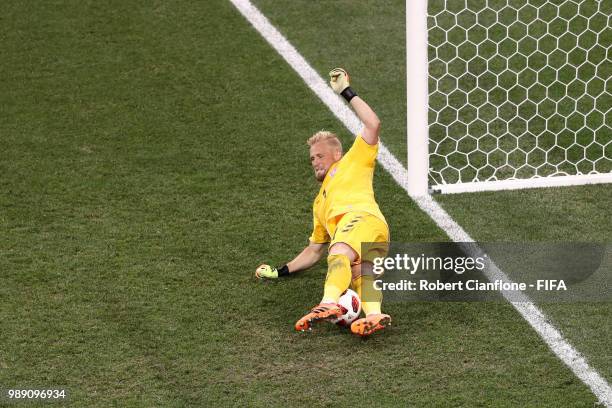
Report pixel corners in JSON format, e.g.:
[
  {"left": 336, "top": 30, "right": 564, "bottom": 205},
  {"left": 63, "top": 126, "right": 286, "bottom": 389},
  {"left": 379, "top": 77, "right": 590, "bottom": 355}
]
[{"left": 330, "top": 289, "right": 362, "bottom": 326}]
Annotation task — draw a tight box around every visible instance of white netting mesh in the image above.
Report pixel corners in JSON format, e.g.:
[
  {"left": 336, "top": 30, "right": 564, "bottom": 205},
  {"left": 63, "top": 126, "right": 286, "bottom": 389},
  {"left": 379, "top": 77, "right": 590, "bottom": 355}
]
[{"left": 428, "top": 0, "right": 611, "bottom": 186}]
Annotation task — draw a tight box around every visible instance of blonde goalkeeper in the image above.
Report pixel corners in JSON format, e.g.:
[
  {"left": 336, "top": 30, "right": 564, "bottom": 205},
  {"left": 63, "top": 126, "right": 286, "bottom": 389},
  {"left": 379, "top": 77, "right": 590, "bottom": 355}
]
[{"left": 256, "top": 68, "right": 390, "bottom": 336}]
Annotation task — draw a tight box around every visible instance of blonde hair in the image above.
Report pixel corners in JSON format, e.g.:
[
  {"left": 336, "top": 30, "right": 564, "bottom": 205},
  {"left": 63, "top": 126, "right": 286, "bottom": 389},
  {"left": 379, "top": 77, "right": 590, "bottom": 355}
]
[{"left": 307, "top": 130, "right": 343, "bottom": 153}]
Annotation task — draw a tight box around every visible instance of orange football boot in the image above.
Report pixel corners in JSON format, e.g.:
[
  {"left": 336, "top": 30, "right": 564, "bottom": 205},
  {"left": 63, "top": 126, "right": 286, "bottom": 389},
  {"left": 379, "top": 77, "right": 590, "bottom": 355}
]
[
  {"left": 350, "top": 313, "right": 392, "bottom": 336},
  {"left": 295, "top": 303, "right": 343, "bottom": 332}
]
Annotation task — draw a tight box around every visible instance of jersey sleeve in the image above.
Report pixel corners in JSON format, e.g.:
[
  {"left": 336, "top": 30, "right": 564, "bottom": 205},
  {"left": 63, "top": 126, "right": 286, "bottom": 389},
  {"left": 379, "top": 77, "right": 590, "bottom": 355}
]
[
  {"left": 342, "top": 134, "right": 379, "bottom": 167},
  {"left": 309, "top": 211, "right": 330, "bottom": 244}
]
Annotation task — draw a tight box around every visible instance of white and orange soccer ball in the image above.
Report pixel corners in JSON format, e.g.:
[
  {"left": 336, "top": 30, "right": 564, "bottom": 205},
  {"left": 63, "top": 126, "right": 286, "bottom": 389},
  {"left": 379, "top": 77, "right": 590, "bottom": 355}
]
[{"left": 330, "top": 289, "right": 362, "bottom": 326}]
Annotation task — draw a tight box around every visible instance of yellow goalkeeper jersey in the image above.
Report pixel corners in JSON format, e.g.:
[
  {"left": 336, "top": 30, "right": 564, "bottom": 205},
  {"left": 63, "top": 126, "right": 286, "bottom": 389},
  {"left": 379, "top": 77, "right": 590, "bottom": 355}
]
[{"left": 309, "top": 135, "right": 387, "bottom": 244}]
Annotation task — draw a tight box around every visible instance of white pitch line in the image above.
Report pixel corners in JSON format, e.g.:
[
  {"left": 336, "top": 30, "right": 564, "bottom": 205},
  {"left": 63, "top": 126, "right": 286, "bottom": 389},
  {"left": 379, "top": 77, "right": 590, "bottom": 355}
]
[{"left": 228, "top": 0, "right": 612, "bottom": 405}]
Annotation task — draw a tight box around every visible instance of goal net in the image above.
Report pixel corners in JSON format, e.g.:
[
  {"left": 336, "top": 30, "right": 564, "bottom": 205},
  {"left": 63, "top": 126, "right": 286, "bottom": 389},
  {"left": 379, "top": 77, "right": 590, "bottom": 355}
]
[{"left": 407, "top": 0, "right": 611, "bottom": 194}]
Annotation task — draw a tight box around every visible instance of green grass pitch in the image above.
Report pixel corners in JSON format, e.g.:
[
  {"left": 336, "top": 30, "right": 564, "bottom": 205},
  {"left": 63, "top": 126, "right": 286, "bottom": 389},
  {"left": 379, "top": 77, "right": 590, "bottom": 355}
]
[{"left": 0, "top": 0, "right": 610, "bottom": 406}]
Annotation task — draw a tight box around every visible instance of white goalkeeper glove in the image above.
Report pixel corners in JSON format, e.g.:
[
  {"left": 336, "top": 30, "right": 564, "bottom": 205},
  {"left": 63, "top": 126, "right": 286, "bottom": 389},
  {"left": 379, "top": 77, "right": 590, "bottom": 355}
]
[{"left": 329, "top": 67, "right": 357, "bottom": 102}]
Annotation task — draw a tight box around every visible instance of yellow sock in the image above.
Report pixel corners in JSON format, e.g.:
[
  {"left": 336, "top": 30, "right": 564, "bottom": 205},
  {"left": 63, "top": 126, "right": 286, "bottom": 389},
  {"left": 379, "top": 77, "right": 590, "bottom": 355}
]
[
  {"left": 322, "top": 254, "right": 351, "bottom": 303},
  {"left": 351, "top": 275, "right": 382, "bottom": 315}
]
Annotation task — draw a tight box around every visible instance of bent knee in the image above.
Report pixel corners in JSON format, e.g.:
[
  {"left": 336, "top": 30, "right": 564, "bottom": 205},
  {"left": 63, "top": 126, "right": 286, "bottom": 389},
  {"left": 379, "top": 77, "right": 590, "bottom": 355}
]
[{"left": 329, "top": 242, "right": 357, "bottom": 262}]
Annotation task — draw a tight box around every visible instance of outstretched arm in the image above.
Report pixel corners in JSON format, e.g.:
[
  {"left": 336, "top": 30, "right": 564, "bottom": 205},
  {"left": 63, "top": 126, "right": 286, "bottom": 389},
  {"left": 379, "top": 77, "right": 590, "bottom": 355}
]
[
  {"left": 287, "top": 243, "right": 326, "bottom": 273},
  {"left": 329, "top": 68, "right": 381, "bottom": 145},
  {"left": 349, "top": 96, "right": 381, "bottom": 145},
  {"left": 255, "top": 243, "right": 326, "bottom": 279}
]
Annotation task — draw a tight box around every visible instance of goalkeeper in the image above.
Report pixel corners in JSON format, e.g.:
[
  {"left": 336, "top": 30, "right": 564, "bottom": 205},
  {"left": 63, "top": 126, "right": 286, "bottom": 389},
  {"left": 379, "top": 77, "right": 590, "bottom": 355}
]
[{"left": 256, "top": 68, "right": 391, "bottom": 337}]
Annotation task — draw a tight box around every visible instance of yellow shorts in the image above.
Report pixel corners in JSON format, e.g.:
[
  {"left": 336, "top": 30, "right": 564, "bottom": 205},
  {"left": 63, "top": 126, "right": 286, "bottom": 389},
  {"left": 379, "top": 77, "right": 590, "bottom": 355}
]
[{"left": 329, "top": 212, "right": 389, "bottom": 265}]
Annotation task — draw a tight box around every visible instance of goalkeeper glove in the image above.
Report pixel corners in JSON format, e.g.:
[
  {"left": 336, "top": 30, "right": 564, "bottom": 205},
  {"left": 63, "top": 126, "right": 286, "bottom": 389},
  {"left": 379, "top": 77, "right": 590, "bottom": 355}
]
[
  {"left": 255, "top": 264, "right": 289, "bottom": 279},
  {"left": 329, "top": 67, "right": 357, "bottom": 102}
]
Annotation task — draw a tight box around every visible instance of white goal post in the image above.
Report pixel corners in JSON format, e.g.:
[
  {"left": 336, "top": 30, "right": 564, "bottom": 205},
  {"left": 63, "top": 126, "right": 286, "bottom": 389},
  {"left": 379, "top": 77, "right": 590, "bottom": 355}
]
[{"left": 406, "top": 0, "right": 612, "bottom": 195}]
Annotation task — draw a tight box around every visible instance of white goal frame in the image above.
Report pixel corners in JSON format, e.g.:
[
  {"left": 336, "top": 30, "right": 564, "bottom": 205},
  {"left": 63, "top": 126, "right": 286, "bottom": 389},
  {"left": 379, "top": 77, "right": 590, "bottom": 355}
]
[{"left": 406, "top": 0, "right": 612, "bottom": 195}]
